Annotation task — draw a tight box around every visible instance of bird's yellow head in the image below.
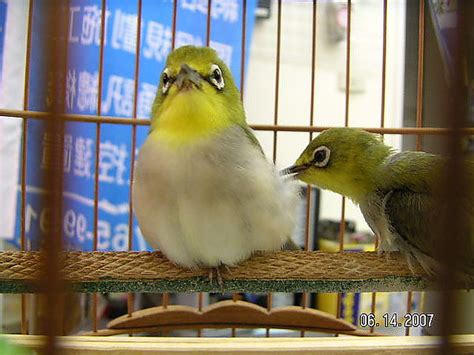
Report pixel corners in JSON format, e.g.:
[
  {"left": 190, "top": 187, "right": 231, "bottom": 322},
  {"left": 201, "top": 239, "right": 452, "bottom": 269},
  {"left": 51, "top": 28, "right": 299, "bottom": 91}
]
[
  {"left": 284, "top": 128, "right": 393, "bottom": 202},
  {"left": 150, "top": 45, "right": 244, "bottom": 146}
]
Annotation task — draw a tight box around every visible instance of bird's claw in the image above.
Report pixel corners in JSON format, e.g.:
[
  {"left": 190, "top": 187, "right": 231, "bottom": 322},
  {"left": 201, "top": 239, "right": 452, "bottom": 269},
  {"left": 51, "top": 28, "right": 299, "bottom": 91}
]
[{"left": 208, "top": 267, "right": 225, "bottom": 288}]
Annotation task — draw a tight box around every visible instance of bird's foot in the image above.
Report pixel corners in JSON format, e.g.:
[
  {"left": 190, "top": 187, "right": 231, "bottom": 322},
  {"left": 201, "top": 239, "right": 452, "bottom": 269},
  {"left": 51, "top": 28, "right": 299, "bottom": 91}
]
[
  {"left": 223, "top": 264, "right": 232, "bottom": 275},
  {"left": 208, "top": 267, "right": 224, "bottom": 288}
]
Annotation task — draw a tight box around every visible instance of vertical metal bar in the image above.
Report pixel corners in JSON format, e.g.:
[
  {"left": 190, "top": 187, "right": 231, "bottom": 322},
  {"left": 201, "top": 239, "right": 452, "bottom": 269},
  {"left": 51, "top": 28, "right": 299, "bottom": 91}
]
[
  {"left": 206, "top": 0, "right": 212, "bottom": 47},
  {"left": 309, "top": 2, "right": 317, "bottom": 140},
  {"left": 301, "top": 0, "right": 318, "bottom": 338},
  {"left": 371, "top": 0, "right": 388, "bottom": 334},
  {"left": 272, "top": 0, "right": 282, "bottom": 163},
  {"left": 42, "top": 1, "right": 68, "bottom": 352},
  {"left": 406, "top": 0, "right": 425, "bottom": 336},
  {"left": 58, "top": 0, "right": 72, "bottom": 337},
  {"left": 162, "top": 0, "right": 178, "bottom": 315},
  {"left": 160, "top": 0, "right": 183, "bottom": 319},
  {"left": 171, "top": 0, "right": 178, "bottom": 50},
  {"left": 20, "top": 0, "right": 35, "bottom": 336},
  {"left": 305, "top": 0, "right": 318, "bottom": 251},
  {"left": 344, "top": 0, "right": 352, "bottom": 128},
  {"left": 230, "top": 0, "right": 248, "bottom": 338},
  {"left": 405, "top": 291, "right": 413, "bottom": 336},
  {"left": 438, "top": 3, "right": 467, "bottom": 352},
  {"left": 162, "top": 293, "right": 169, "bottom": 309},
  {"left": 266, "top": 293, "right": 272, "bottom": 337},
  {"left": 380, "top": 0, "right": 388, "bottom": 129},
  {"left": 239, "top": 0, "right": 247, "bottom": 99},
  {"left": 415, "top": 0, "right": 425, "bottom": 151},
  {"left": 161, "top": 293, "right": 170, "bottom": 337},
  {"left": 197, "top": 293, "right": 203, "bottom": 337},
  {"left": 337, "top": 0, "right": 351, "bottom": 326},
  {"left": 127, "top": 0, "right": 143, "bottom": 320},
  {"left": 267, "top": 0, "right": 282, "bottom": 338},
  {"left": 92, "top": 0, "right": 107, "bottom": 333}
]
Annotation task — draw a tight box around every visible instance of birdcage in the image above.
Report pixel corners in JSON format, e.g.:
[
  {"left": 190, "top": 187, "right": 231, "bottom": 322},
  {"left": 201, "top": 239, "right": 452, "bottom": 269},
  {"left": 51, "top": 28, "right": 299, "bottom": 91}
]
[{"left": 0, "top": 0, "right": 472, "bottom": 353}]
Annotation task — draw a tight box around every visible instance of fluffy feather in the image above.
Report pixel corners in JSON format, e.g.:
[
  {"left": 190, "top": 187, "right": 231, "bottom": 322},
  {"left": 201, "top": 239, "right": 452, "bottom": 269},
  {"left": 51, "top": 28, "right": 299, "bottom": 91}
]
[
  {"left": 133, "top": 125, "right": 299, "bottom": 268},
  {"left": 133, "top": 46, "right": 299, "bottom": 268}
]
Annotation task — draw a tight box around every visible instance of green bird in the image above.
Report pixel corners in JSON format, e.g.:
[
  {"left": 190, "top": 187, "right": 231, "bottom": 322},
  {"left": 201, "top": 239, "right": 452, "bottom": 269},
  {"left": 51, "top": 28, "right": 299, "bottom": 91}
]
[
  {"left": 133, "top": 46, "right": 299, "bottom": 276},
  {"left": 284, "top": 127, "right": 474, "bottom": 278}
]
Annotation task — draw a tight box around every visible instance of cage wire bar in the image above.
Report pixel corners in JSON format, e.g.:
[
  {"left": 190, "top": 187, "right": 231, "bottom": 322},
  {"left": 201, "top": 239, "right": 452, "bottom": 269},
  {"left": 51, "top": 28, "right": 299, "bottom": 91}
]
[
  {"left": 438, "top": 1, "right": 470, "bottom": 352},
  {"left": 230, "top": 0, "right": 248, "bottom": 338},
  {"left": 265, "top": 0, "right": 283, "bottom": 339},
  {"left": 0, "top": 0, "right": 471, "bottom": 348},
  {"left": 126, "top": 0, "right": 143, "bottom": 326},
  {"left": 31, "top": 1, "right": 72, "bottom": 352},
  {"left": 90, "top": 0, "right": 108, "bottom": 335},
  {"left": 405, "top": 0, "right": 426, "bottom": 338},
  {"left": 20, "top": 0, "right": 34, "bottom": 336},
  {"left": 335, "top": 0, "right": 352, "bottom": 326},
  {"left": 369, "top": 0, "right": 388, "bottom": 335},
  {"left": 3, "top": 108, "right": 474, "bottom": 134},
  {"left": 300, "top": 0, "right": 318, "bottom": 339}
]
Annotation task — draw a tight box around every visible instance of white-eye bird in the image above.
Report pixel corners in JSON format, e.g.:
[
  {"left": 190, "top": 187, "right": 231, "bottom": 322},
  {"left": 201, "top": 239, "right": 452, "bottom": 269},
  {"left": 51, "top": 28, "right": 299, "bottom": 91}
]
[
  {"left": 133, "top": 46, "right": 299, "bottom": 274},
  {"left": 284, "top": 128, "right": 474, "bottom": 278}
]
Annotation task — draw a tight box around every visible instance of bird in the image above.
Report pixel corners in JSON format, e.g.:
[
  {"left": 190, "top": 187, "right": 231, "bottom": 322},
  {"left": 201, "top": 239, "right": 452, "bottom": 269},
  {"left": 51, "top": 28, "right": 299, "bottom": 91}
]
[
  {"left": 132, "top": 46, "right": 299, "bottom": 280},
  {"left": 283, "top": 127, "right": 473, "bottom": 278}
]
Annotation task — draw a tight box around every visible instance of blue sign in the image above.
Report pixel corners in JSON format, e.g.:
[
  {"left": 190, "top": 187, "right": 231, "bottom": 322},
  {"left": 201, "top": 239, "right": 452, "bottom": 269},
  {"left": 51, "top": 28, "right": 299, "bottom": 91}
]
[{"left": 15, "top": 0, "right": 256, "bottom": 251}]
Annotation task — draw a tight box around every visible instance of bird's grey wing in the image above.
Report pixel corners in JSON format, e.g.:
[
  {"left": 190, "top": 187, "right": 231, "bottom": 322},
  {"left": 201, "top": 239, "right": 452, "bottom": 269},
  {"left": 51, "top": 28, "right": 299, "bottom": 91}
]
[
  {"left": 384, "top": 189, "right": 439, "bottom": 258},
  {"left": 384, "top": 189, "right": 474, "bottom": 275}
]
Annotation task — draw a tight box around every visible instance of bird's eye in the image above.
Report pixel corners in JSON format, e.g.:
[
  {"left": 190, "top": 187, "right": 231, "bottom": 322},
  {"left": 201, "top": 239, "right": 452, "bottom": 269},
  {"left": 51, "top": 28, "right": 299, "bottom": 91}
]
[
  {"left": 213, "top": 68, "right": 221, "bottom": 81},
  {"left": 209, "top": 64, "right": 224, "bottom": 90},
  {"left": 312, "top": 146, "right": 331, "bottom": 167},
  {"left": 162, "top": 69, "right": 172, "bottom": 94}
]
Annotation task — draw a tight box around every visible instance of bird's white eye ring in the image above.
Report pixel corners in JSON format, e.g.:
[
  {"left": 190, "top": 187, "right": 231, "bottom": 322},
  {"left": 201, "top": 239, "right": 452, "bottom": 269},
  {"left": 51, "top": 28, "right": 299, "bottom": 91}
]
[
  {"left": 312, "top": 146, "right": 331, "bottom": 167},
  {"left": 162, "top": 68, "right": 172, "bottom": 94},
  {"left": 209, "top": 64, "right": 224, "bottom": 90}
]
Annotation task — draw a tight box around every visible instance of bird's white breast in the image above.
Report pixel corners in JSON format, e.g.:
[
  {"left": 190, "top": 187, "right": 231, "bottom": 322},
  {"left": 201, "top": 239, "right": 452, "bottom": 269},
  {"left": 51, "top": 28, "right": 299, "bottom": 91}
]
[{"left": 132, "top": 126, "right": 299, "bottom": 268}]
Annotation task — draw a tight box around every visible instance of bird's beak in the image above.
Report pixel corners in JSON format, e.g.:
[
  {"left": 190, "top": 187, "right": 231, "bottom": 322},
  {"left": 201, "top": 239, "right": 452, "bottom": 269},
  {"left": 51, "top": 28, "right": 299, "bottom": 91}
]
[
  {"left": 280, "top": 164, "right": 310, "bottom": 177},
  {"left": 175, "top": 64, "right": 202, "bottom": 91}
]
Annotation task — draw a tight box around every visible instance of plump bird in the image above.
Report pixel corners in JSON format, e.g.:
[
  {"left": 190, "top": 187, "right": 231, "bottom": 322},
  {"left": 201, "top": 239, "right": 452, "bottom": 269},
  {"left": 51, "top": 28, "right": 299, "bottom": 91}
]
[
  {"left": 284, "top": 127, "right": 473, "bottom": 278},
  {"left": 133, "top": 46, "right": 299, "bottom": 274}
]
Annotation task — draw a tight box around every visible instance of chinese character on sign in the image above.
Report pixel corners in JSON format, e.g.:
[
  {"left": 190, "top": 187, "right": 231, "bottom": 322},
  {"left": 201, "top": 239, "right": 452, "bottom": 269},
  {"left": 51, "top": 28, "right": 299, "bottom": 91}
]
[
  {"left": 137, "top": 83, "right": 157, "bottom": 118},
  {"left": 143, "top": 21, "right": 172, "bottom": 62},
  {"left": 77, "top": 70, "right": 98, "bottom": 112},
  {"left": 111, "top": 9, "right": 138, "bottom": 54},
  {"left": 74, "top": 137, "right": 94, "bottom": 178},
  {"left": 214, "top": 0, "right": 239, "bottom": 23},
  {"left": 68, "top": 6, "right": 80, "bottom": 43},
  {"left": 99, "top": 141, "right": 128, "bottom": 185},
  {"left": 66, "top": 69, "right": 77, "bottom": 110},
  {"left": 181, "top": 0, "right": 208, "bottom": 13},
  {"left": 102, "top": 75, "right": 135, "bottom": 116},
  {"left": 64, "top": 134, "right": 73, "bottom": 173},
  {"left": 81, "top": 5, "right": 110, "bottom": 46},
  {"left": 181, "top": 0, "right": 239, "bottom": 23}
]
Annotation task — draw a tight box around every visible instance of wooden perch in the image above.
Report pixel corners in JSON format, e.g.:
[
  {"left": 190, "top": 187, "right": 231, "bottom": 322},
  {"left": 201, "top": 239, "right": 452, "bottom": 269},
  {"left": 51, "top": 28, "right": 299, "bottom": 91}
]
[
  {"left": 0, "top": 250, "right": 463, "bottom": 293},
  {"left": 83, "top": 300, "right": 379, "bottom": 337}
]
